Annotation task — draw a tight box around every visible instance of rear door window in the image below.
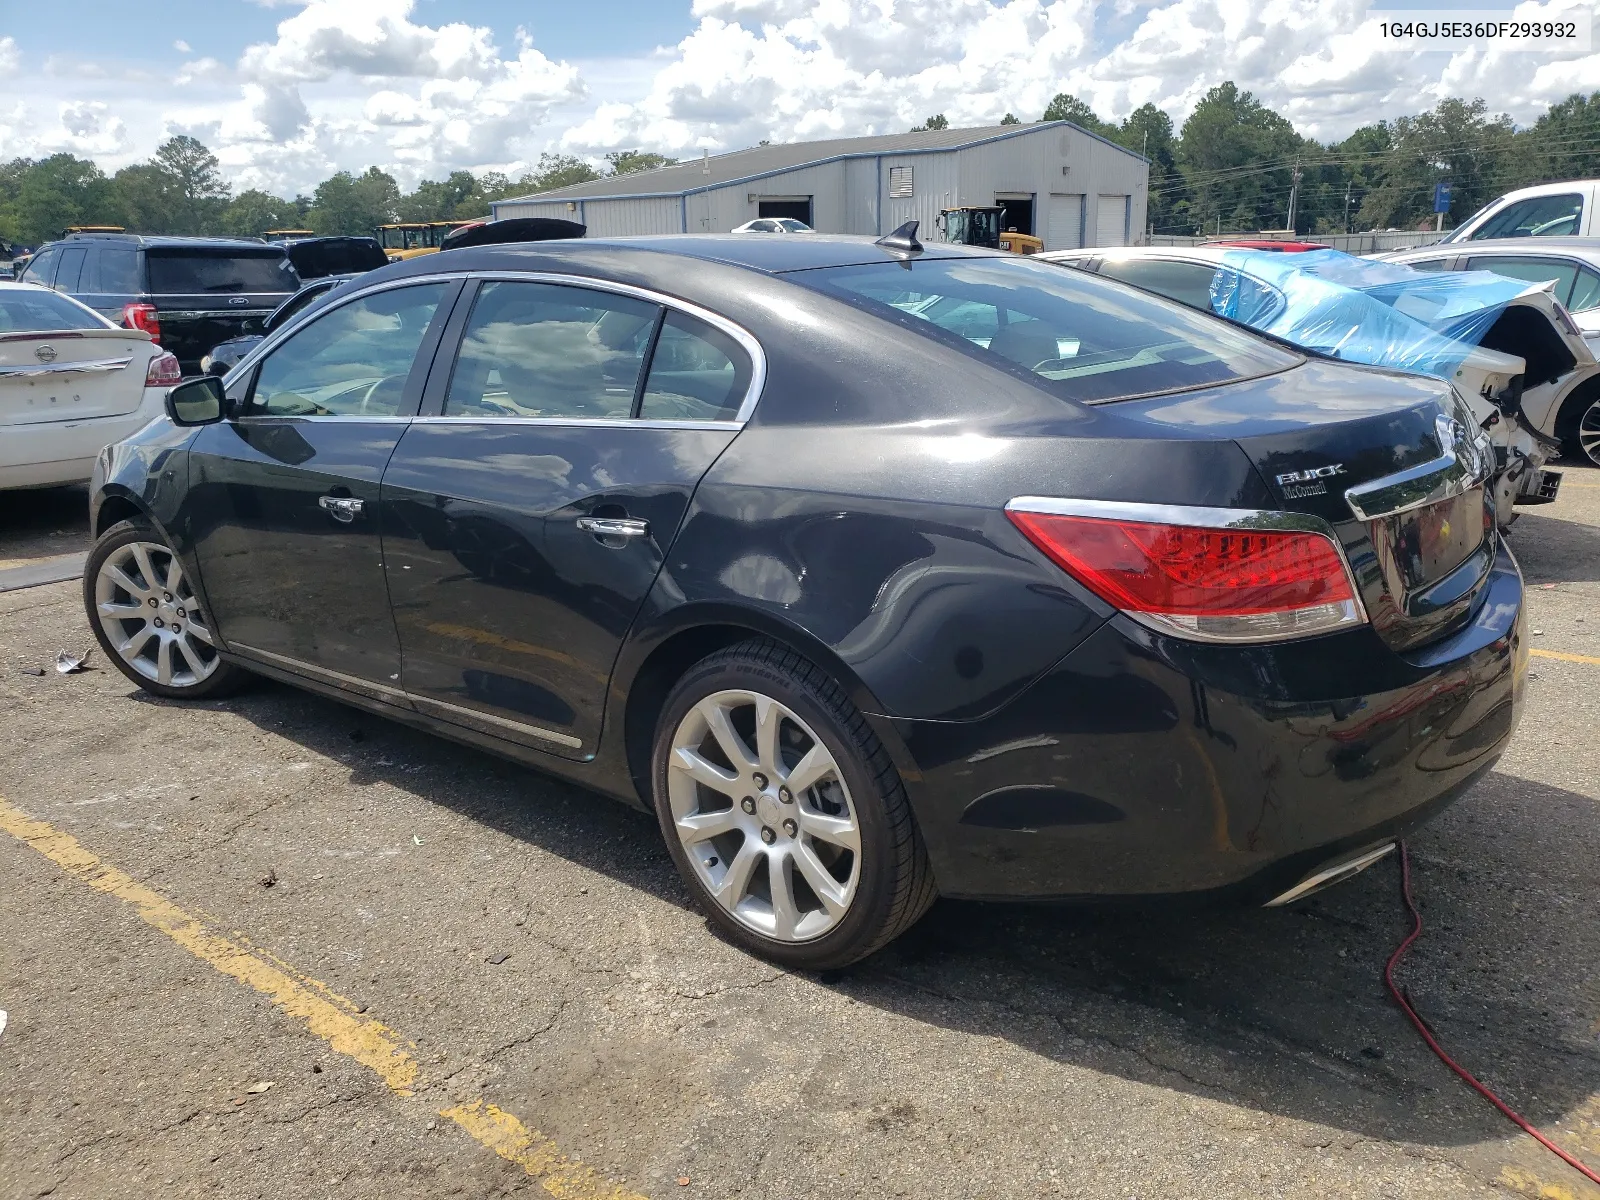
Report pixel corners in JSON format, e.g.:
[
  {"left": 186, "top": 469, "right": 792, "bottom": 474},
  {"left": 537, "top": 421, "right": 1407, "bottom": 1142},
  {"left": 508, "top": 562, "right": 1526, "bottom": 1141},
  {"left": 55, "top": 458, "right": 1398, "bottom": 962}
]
[
  {"left": 800, "top": 256, "right": 1298, "bottom": 404},
  {"left": 1567, "top": 267, "right": 1600, "bottom": 313},
  {"left": 444, "top": 281, "right": 659, "bottom": 420},
  {"left": 52, "top": 247, "right": 88, "bottom": 292},
  {"left": 96, "top": 248, "right": 143, "bottom": 294},
  {"left": 146, "top": 252, "right": 299, "bottom": 294},
  {"left": 639, "top": 311, "right": 752, "bottom": 421},
  {"left": 1472, "top": 194, "right": 1583, "bottom": 239},
  {"left": 1466, "top": 255, "right": 1580, "bottom": 306}
]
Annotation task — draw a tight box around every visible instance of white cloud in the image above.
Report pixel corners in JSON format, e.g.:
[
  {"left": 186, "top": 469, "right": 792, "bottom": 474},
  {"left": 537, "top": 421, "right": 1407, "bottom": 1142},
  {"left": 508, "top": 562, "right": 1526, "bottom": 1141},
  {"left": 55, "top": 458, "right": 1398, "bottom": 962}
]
[
  {"left": 174, "top": 39, "right": 192, "bottom": 53},
  {"left": 563, "top": 0, "right": 1599, "bottom": 157},
  {"left": 0, "top": 0, "right": 1595, "bottom": 197}
]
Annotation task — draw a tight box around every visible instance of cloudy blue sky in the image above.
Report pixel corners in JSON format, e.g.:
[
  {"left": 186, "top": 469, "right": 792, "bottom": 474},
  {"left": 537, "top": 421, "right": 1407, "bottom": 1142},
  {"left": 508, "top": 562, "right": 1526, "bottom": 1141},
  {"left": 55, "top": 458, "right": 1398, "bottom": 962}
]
[{"left": 0, "top": 0, "right": 1594, "bottom": 195}]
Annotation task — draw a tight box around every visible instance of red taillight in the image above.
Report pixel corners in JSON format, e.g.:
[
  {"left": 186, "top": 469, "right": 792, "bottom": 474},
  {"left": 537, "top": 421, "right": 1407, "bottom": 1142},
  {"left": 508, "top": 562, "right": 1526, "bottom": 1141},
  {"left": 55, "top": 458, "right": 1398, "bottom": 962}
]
[
  {"left": 122, "top": 302, "right": 160, "bottom": 340},
  {"left": 1006, "top": 504, "right": 1363, "bottom": 642},
  {"left": 144, "top": 351, "right": 182, "bottom": 387}
]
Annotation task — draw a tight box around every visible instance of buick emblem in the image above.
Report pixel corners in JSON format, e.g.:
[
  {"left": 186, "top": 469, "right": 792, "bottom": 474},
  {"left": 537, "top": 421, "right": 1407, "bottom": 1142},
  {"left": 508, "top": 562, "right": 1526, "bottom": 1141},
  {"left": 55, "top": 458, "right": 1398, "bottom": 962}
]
[
  {"left": 34, "top": 344, "right": 57, "bottom": 362},
  {"left": 228, "top": 296, "right": 249, "bottom": 306}
]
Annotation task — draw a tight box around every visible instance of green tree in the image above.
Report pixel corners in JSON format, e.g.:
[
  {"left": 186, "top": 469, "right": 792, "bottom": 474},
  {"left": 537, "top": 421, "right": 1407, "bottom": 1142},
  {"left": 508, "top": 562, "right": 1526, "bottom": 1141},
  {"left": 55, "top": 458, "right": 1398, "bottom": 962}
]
[
  {"left": 1521, "top": 91, "right": 1600, "bottom": 184},
  {"left": 604, "top": 150, "right": 677, "bottom": 175},
  {"left": 908, "top": 114, "right": 950, "bottom": 132},
  {"left": 1041, "top": 94, "right": 1115, "bottom": 139},
  {"left": 112, "top": 162, "right": 183, "bottom": 233},
  {"left": 999, "top": 113, "right": 1021, "bottom": 126},
  {"left": 307, "top": 167, "right": 400, "bottom": 236},
  {"left": 152, "top": 135, "right": 230, "bottom": 232},
  {"left": 396, "top": 170, "right": 481, "bottom": 221},
  {"left": 1116, "top": 103, "right": 1181, "bottom": 233},
  {"left": 1177, "top": 82, "right": 1308, "bottom": 233},
  {"left": 511, "top": 153, "right": 602, "bottom": 195},
  {"left": 1355, "top": 97, "right": 1513, "bottom": 230},
  {"left": 222, "top": 188, "right": 301, "bottom": 236},
  {"left": 8, "top": 154, "right": 116, "bottom": 244}
]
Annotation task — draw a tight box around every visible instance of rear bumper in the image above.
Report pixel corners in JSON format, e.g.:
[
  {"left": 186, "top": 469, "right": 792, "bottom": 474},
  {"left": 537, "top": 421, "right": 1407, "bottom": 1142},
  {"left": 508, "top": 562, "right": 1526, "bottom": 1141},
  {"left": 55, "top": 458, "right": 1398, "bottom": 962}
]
[
  {"left": 0, "top": 395, "right": 166, "bottom": 489},
  {"left": 893, "top": 537, "right": 1527, "bottom": 901}
]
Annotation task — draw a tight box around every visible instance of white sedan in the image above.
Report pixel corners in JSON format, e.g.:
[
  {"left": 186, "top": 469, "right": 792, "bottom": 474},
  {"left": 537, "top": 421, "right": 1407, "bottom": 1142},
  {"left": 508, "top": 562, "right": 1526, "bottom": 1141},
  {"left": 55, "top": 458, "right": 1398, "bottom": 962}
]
[{"left": 1, "top": 282, "right": 180, "bottom": 490}]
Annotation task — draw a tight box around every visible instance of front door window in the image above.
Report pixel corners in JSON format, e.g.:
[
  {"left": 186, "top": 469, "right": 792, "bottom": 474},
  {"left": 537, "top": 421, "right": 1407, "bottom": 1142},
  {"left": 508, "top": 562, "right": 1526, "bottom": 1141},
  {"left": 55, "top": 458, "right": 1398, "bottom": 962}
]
[{"left": 250, "top": 283, "right": 449, "bottom": 417}]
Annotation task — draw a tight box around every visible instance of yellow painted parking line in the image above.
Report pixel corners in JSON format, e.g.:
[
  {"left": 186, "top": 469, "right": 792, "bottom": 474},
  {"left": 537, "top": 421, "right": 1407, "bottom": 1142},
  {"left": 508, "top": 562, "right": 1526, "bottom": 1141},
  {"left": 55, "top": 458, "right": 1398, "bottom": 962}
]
[
  {"left": 1501, "top": 1165, "right": 1600, "bottom": 1200},
  {"left": 442, "top": 1101, "right": 645, "bottom": 1199},
  {"left": 1531, "top": 648, "right": 1600, "bottom": 667},
  {"left": 0, "top": 552, "right": 80, "bottom": 571},
  {"left": 0, "top": 795, "right": 646, "bottom": 1200}
]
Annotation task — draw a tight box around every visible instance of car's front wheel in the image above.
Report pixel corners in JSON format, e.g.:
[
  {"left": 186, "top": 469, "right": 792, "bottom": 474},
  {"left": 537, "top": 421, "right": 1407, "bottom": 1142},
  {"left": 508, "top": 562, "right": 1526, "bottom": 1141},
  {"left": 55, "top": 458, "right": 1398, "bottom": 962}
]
[
  {"left": 651, "top": 639, "right": 936, "bottom": 970},
  {"left": 83, "top": 519, "right": 248, "bottom": 700}
]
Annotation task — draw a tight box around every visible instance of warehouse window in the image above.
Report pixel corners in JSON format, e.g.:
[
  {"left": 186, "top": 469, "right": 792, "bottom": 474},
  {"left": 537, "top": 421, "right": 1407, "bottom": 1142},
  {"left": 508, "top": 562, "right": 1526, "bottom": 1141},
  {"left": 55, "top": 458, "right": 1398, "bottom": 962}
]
[{"left": 888, "top": 167, "right": 914, "bottom": 199}]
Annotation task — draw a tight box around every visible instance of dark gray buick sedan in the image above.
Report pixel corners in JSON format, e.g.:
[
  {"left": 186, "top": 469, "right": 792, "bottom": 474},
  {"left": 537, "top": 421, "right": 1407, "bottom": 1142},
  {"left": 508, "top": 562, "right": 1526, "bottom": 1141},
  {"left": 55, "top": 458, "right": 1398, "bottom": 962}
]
[{"left": 84, "top": 230, "right": 1525, "bottom": 969}]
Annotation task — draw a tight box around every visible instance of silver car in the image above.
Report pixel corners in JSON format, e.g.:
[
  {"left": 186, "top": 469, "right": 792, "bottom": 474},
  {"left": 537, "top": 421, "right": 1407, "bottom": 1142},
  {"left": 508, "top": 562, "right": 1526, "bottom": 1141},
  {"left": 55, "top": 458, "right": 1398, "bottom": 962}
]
[{"left": 1378, "top": 238, "right": 1600, "bottom": 466}]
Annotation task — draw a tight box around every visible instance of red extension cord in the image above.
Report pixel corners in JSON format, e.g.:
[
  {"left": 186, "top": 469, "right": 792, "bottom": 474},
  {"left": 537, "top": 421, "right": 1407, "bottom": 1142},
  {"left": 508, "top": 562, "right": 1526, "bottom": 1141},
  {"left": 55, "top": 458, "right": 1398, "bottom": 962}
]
[{"left": 1386, "top": 839, "right": 1600, "bottom": 1186}]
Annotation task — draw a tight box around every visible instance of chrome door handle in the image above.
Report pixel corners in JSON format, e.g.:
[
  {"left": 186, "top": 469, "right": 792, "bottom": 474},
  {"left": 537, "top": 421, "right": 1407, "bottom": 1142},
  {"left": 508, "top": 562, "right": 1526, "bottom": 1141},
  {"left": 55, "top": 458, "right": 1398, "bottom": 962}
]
[
  {"left": 318, "top": 495, "right": 364, "bottom": 523},
  {"left": 575, "top": 516, "right": 649, "bottom": 540}
]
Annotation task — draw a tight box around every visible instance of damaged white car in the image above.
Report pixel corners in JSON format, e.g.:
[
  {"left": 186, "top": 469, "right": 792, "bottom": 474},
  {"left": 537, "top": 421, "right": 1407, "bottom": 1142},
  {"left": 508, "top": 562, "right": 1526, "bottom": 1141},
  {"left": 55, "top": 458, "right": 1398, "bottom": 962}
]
[{"left": 1043, "top": 245, "right": 1599, "bottom": 525}]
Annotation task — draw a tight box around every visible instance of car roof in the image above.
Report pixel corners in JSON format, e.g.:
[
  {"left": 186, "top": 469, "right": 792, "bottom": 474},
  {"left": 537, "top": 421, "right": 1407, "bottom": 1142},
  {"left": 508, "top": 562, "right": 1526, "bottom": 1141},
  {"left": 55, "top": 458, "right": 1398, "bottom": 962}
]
[
  {"left": 1041, "top": 246, "right": 1236, "bottom": 265},
  {"left": 382, "top": 233, "right": 1004, "bottom": 278},
  {"left": 60, "top": 232, "right": 287, "bottom": 253},
  {"left": 1388, "top": 237, "right": 1600, "bottom": 261}
]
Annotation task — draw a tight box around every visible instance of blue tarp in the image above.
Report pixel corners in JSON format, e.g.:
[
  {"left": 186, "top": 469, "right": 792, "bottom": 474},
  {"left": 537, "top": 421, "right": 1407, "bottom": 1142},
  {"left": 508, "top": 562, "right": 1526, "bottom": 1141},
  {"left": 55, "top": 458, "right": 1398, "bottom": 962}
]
[{"left": 1208, "top": 248, "right": 1534, "bottom": 381}]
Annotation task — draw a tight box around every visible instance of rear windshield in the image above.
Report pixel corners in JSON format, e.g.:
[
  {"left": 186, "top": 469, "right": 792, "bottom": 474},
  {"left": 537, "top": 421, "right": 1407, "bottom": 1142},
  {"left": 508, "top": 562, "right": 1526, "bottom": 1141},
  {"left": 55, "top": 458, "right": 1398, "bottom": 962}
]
[
  {"left": 0, "top": 288, "right": 109, "bottom": 333},
  {"left": 797, "top": 255, "right": 1299, "bottom": 403},
  {"left": 145, "top": 252, "right": 299, "bottom": 295}
]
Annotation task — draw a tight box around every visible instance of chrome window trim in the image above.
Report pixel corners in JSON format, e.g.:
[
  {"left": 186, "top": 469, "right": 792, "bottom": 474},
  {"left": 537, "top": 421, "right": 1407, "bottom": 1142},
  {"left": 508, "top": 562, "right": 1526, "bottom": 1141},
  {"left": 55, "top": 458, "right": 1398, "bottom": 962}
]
[
  {"left": 1004, "top": 495, "right": 1370, "bottom": 642},
  {"left": 409, "top": 415, "right": 742, "bottom": 432},
  {"left": 223, "top": 269, "right": 768, "bottom": 427}
]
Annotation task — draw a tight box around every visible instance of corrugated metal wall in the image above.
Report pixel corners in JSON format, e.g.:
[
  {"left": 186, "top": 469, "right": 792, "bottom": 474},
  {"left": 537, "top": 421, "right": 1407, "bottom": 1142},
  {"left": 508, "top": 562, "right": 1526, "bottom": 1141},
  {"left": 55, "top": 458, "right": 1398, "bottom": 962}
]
[{"left": 493, "top": 127, "right": 1148, "bottom": 247}]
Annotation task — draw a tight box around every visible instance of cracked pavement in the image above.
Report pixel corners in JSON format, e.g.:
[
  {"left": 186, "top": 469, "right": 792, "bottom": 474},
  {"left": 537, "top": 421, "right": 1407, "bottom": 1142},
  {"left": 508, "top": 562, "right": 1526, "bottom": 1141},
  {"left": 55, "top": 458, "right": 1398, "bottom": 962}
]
[{"left": 2, "top": 466, "right": 1600, "bottom": 1198}]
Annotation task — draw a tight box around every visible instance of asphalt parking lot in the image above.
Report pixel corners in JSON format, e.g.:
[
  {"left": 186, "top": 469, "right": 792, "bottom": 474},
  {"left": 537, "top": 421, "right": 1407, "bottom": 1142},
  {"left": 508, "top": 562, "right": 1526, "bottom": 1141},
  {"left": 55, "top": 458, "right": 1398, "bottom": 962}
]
[{"left": 2, "top": 467, "right": 1598, "bottom": 1200}]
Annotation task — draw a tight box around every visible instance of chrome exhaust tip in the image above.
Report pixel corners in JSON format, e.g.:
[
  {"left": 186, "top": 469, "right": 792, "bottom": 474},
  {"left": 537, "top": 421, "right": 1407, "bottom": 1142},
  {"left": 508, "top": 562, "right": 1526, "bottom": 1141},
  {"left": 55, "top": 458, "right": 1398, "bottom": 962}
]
[{"left": 1264, "top": 843, "right": 1396, "bottom": 907}]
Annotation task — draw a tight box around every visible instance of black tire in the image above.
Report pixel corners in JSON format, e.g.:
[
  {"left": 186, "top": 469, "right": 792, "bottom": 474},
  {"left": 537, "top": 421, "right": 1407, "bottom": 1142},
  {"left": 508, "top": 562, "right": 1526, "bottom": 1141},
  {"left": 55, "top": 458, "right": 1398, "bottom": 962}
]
[
  {"left": 83, "top": 518, "right": 250, "bottom": 700},
  {"left": 650, "top": 638, "right": 937, "bottom": 970}
]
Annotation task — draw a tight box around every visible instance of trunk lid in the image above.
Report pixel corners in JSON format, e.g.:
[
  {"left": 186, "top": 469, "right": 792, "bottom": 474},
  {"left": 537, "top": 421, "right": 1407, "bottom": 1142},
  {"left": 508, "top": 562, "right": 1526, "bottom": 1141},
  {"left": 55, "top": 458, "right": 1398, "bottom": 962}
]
[
  {"left": 1118, "top": 358, "right": 1495, "bottom": 651},
  {"left": 0, "top": 329, "right": 157, "bottom": 425}
]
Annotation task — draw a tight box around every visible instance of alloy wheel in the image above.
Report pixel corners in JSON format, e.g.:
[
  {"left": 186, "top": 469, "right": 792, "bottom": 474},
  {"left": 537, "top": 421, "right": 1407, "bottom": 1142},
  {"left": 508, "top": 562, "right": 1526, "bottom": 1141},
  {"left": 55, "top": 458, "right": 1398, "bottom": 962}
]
[
  {"left": 1580, "top": 396, "right": 1600, "bottom": 467},
  {"left": 666, "top": 689, "right": 861, "bottom": 942},
  {"left": 94, "top": 541, "right": 221, "bottom": 688}
]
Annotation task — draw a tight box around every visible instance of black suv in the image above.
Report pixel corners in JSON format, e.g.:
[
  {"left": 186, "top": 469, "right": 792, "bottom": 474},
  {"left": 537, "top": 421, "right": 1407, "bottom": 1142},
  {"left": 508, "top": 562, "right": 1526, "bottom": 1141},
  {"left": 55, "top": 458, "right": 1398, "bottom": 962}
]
[{"left": 16, "top": 233, "right": 300, "bottom": 374}]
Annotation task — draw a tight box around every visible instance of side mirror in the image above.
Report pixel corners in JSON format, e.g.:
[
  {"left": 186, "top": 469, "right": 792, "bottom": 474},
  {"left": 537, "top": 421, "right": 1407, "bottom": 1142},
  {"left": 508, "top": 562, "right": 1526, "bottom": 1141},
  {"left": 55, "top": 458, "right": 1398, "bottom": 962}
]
[{"left": 166, "top": 376, "right": 226, "bottom": 426}]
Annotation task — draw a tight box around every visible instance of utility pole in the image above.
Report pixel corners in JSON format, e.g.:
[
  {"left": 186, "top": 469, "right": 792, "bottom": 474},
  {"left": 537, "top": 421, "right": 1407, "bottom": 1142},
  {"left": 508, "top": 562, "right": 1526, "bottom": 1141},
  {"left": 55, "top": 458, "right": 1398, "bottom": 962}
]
[
  {"left": 1344, "top": 181, "right": 1353, "bottom": 234},
  {"left": 1286, "top": 158, "right": 1301, "bottom": 233}
]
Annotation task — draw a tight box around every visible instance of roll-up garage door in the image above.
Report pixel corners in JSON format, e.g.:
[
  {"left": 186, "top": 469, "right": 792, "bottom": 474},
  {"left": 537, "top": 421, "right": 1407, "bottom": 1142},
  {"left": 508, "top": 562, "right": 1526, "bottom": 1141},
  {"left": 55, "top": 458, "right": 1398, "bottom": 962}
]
[
  {"left": 1095, "top": 195, "right": 1129, "bottom": 247},
  {"left": 1048, "top": 194, "right": 1083, "bottom": 250}
]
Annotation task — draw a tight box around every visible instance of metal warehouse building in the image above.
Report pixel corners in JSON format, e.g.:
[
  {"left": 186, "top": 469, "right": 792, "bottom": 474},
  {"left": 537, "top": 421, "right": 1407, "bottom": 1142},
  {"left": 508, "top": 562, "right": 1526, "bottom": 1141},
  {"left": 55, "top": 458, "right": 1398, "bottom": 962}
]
[{"left": 492, "top": 122, "right": 1149, "bottom": 250}]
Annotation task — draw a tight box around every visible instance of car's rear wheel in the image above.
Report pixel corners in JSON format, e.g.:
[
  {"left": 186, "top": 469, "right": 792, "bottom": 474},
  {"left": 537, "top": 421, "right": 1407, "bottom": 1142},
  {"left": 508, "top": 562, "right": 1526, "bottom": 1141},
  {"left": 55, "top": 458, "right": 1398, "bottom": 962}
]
[
  {"left": 651, "top": 639, "right": 936, "bottom": 970},
  {"left": 84, "top": 519, "right": 248, "bottom": 700}
]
